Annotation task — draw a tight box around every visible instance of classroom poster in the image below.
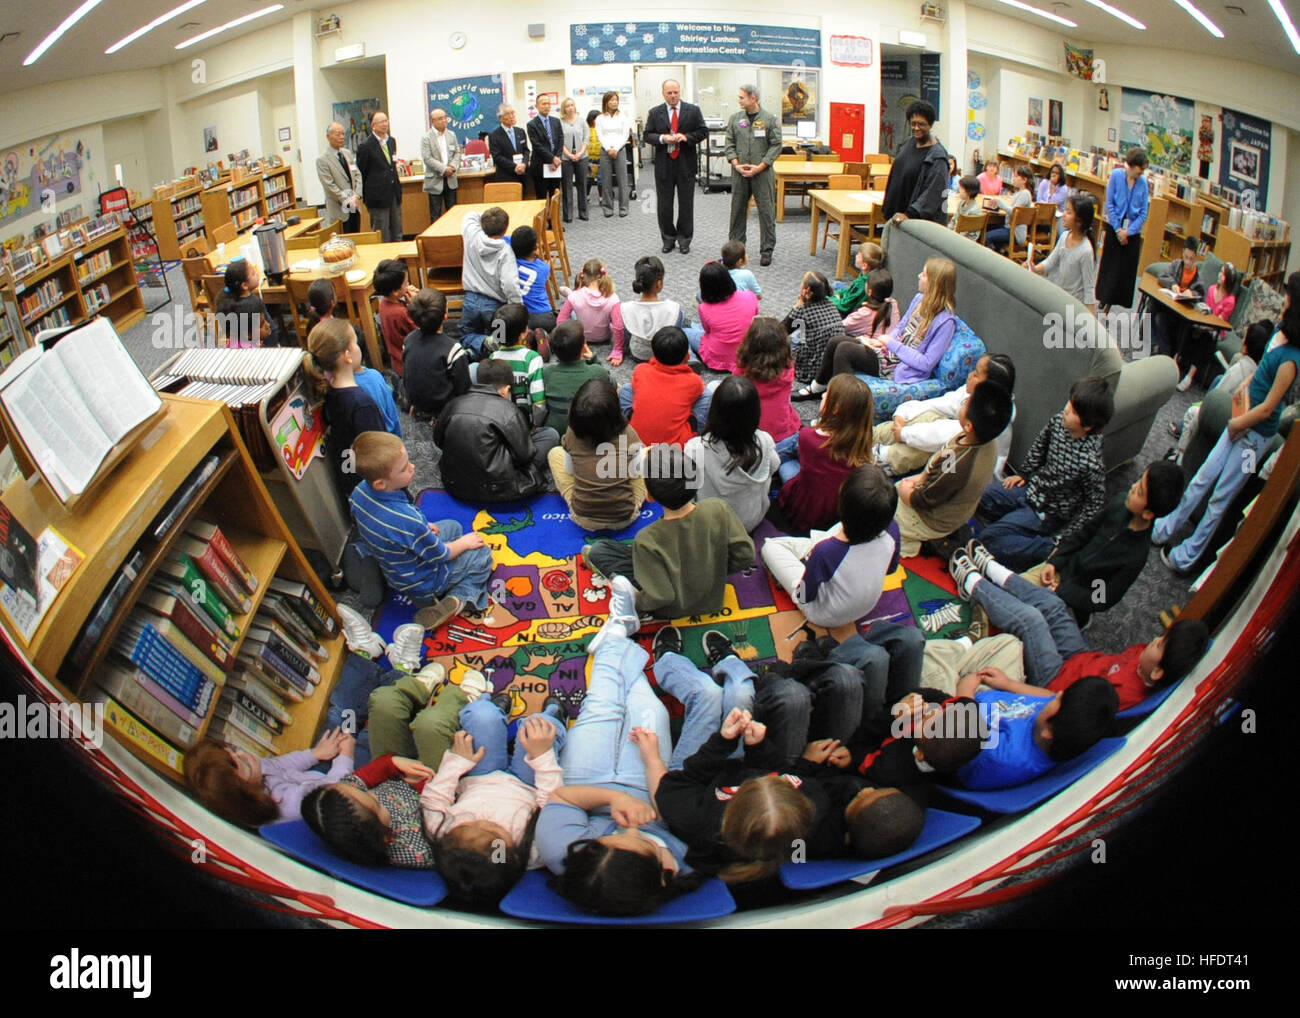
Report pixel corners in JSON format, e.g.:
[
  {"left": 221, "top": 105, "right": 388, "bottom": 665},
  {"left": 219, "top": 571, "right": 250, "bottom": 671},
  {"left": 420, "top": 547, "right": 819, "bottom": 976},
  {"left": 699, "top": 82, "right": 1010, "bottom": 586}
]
[
  {"left": 425, "top": 75, "right": 505, "bottom": 138},
  {"left": 331, "top": 99, "right": 383, "bottom": 154},
  {"left": 1218, "top": 107, "right": 1271, "bottom": 208},
  {"left": 1028, "top": 98, "right": 1044, "bottom": 129},
  {"left": 966, "top": 69, "right": 987, "bottom": 144},
  {"left": 569, "top": 21, "right": 820, "bottom": 66},
  {"left": 781, "top": 70, "right": 817, "bottom": 127},
  {"left": 1120, "top": 88, "right": 1194, "bottom": 174},
  {"left": 0, "top": 133, "right": 87, "bottom": 226}
]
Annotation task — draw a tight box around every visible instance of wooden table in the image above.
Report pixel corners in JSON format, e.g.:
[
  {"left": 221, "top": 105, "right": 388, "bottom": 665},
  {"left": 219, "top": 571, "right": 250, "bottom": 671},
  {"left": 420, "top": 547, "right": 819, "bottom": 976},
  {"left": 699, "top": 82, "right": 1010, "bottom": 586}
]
[
  {"left": 1138, "top": 273, "right": 1231, "bottom": 334},
  {"left": 262, "top": 241, "right": 419, "bottom": 367},
  {"left": 775, "top": 161, "right": 845, "bottom": 222},
  {"left": 396, "top": 170, "right": 493, "bottom": 234},
  {"left": 808, "top": 189, "right": 886, "bottom": 281},
  {"left": 416, "top": 200, "right": 547, "bottom": 267}
]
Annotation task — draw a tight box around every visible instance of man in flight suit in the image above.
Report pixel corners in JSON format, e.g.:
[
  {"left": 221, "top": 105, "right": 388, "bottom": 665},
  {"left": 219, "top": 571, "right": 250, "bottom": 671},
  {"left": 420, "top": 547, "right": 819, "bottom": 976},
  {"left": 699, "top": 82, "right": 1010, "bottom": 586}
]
[{"left": 725, "top": 84, "right": 783, "bottom": 266}]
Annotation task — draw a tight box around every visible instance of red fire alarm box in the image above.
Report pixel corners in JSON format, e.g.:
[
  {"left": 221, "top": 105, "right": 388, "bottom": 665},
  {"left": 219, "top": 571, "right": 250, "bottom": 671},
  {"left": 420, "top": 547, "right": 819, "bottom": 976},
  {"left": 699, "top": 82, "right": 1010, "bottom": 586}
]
[{"left": 830, "top": 102, "right": 864, "bottom": 162}]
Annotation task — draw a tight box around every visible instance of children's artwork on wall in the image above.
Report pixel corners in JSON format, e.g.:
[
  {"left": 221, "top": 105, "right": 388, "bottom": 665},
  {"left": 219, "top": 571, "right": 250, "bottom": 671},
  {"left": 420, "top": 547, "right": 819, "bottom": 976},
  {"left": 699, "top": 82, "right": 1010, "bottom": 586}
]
[
  {"left": 332, "top": 99, "right": 383, "bottom": 154},
  {"left": 1120, "top": 89, "right": 1194, "bottom": 174},
  {"left": 1049, "top": 99, "right": 1063, "bottom": 137},
  {"left": 1218, "top": 107, "right": 1271, "bottom": 205},
  {"left": 1028, "top": 98, "right": 1043, "bottom": 129},
  {"left": 0, "top": 134, "right": 88, "bottom": 227}
]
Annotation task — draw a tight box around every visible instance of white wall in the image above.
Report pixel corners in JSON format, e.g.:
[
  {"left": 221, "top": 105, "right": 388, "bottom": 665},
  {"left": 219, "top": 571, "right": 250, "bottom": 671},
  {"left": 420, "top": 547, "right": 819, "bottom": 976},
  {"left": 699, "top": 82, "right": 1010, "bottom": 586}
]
[{"left": 102, "top": 117, "right": 149, "bottom": 195}]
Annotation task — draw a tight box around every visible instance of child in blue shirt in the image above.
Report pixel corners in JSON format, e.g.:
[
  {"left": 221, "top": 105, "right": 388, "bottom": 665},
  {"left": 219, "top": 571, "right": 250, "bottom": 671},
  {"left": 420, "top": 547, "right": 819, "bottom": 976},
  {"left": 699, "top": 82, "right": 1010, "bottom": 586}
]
[
  {"left": 511, "top": 225, "right": 556, "bottom": 333},
  {"left": 697, "top": 240, "right": 763, "bottom": 302},
  {"left": 348, "top": 431, "right": 494, "bottom": 630},
  {"left": 950, "top": 671, "right": 1117, "bottom": 789}
]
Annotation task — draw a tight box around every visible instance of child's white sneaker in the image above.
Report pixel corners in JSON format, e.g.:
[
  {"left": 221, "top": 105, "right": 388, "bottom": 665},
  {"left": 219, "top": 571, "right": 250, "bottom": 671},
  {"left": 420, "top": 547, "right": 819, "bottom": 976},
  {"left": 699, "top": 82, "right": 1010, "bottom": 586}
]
[
  {"left": 337, "top": 603, "right": 387, "bottom": 659},
  {"left": 414, "top": 662, "right": 446, "bottom": 698},
  {"left": 387, "top": 623, "right": 425, "bottom": 672},
  {"left": 458, "top": 669, "right": 493, "bottom": 703},
  {"left": 588, "top": 575, "right": 640, "bottom": 652}
]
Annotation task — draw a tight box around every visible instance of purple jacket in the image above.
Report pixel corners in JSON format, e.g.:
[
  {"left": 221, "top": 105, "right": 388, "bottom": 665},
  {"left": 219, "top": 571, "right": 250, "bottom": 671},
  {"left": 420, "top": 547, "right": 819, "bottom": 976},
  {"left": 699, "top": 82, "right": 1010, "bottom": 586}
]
[
  {"left": 262, "top": 749, "right": 354, "bottom": 822},
  {"left": 885, "top": 294, "right": 957, "bottom": 384}
]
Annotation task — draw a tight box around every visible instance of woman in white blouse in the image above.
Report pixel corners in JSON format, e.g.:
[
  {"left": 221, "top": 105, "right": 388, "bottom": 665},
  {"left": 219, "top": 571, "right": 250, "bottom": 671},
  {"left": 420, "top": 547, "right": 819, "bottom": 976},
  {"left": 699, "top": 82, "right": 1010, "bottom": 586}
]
[{"left": 595, "top": 91, "right": 633, "bottom": 218}]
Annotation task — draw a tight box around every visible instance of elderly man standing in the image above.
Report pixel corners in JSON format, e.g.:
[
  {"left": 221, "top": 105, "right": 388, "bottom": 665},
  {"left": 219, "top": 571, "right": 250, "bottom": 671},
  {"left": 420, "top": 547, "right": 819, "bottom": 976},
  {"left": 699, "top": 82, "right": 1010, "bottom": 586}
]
[
  {"left": 526, "top": 94, "right": 564, "bottom": 202},
  {"left": 643, "top": 79, "right": 708, "bottom": 255},
  {"left": 421, "top": 107, "right": 462, "bottom": 222},
  {"left": 355, "top": 111, "right": 403, "bottom": 242},
  {"left": 488, "top": 104, "right": 530, "bottom": 186},
  {"left": 316, "top": 121, "right": 363, "bottom": 233},
  {"left": 725, "top": 84, "right": 782, "bottom": 266}
]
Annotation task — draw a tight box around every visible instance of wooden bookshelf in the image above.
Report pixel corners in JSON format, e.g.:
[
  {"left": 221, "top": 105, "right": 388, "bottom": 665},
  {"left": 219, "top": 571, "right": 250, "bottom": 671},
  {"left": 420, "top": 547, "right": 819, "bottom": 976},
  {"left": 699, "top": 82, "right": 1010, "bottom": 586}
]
[
  {"left": 126, "top": 197, "right": 158, "bottom": 265},
  {"left": 72, "top": 226, "right": 146, "bottom": 333},
  {"left": 150, "top": 185, "right": 207, "bottom": 260},
  {"left": 0, "top": 394, "right": 345, "bottom": 782},
  {"left": 0, "top": 271, "right": 29, "bottom": 366},
  {"left": 1215, "top": 226, "right": 1292, "bottom": 289},
  {"left": 13, "top": 254, "right": 87, "bottom": 337},
  {"left": 260, "top": 166, "right": 296, "bottom": 217}
]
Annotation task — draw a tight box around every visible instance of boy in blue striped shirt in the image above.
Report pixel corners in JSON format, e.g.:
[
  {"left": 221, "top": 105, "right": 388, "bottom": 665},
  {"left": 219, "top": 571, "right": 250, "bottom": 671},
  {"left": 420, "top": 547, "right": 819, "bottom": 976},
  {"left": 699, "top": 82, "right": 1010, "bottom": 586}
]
[{"left": 349, "top": 432, "right": 495, "bottom": 629}]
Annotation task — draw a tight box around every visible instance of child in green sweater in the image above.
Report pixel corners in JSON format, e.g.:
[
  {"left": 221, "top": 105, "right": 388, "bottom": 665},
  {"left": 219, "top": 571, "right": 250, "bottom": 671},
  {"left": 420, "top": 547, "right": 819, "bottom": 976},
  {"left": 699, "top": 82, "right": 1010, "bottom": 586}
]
[
  {"left": 584, "top": 445, "right": 754, "bottom": 618},
  {"left": 831, "top": 242, "right": 884, "bottom": 315},
  {"left": 542, "top": 320, "right": 609, "bottom": 435}
]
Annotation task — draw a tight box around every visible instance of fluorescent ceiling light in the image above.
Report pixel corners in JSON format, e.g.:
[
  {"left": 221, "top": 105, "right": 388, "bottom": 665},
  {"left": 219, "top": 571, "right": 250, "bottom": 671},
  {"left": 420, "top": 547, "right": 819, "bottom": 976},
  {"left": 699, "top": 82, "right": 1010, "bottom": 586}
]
[
  {"left": 1078, "top": 0, "right": 1147, "bottom": 29},
  {"left": 175, "top": 3, "right": 284, "bottom": 50},
  {"left": 23, "top": 0, "right": 105, "bottom": 65},
  {"left": 898, "top": 30, "right": 928, "bottom": 46},
  {"left": 1170, "top": 0, "right": 1224, "bottom": 36},
  {"left": 992, "top": 0, "right": 1078, "bottom": 27},
  {"left": 107, "top": 0, "right": 208, "bottom": 54},
  {"left": 1267, "top": 0, "right": 1300, "bottom": 54}
]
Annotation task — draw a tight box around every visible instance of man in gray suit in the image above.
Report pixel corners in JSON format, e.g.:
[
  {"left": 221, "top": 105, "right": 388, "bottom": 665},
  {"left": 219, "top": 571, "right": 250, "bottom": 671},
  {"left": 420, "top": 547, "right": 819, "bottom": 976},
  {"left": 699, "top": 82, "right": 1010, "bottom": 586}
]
[
  {"left": 316, "top": 122, "right": 363, "bottom": 233},
  {"left": 421, "top": 108, "right": 462, "bottom": 222}
]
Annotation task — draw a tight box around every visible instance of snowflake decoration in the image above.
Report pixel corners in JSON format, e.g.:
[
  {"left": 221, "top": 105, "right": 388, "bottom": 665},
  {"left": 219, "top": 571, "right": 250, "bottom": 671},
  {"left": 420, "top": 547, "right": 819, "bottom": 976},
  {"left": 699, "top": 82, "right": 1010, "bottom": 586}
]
[
  {"left": 655, "top": 46, "right": 667, "bottom": 59},
  {"left": 615, "top": 33, "right": 627, "bottom": 46},
  {"left": 603, "top": 23, "right": 614, "bottom": 35},
  {"left": 575, "top": 24, "right": 587, "bottom": 36},
  {"left": 629, "top": 49, "right": 642, "bottom": 61},
  {"left": 1223, "top": 113, "right": 1236, "bottom": 132},
  {"left": 642, "top": 32, "right": 654, "bottom": 43},
  {"left": 576, "top": 47, "right": 588, "bottom": 61},
  {"left": 603, "top": 49, "right": 615, "bottom": 61},
  {"left": 658, "top": 22, "right": 670, "bottom": 33}
]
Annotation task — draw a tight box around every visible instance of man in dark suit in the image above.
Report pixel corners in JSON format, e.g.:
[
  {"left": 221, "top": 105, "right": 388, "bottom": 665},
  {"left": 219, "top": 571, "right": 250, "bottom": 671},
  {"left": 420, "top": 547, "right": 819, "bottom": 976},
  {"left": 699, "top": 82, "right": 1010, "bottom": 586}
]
[
  {"left": 642, "top": 79, "right": 709, "bottom": 254},
  {"left": 488, "top": 105, "right": 530, "bottom": 186},
  {"left": 354, "top": 110, "right": 403, "bottom": 242},
  {"left": 526, "top": 94, "right": 564, "bottom": 202}
]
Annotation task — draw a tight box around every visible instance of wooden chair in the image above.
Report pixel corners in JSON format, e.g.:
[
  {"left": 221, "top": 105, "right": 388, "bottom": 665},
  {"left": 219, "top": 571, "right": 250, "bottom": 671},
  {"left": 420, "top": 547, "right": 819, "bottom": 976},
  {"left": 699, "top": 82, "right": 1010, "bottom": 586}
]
[
  {"left": 955, "top": 211, "right": 990, "bottom": 244},
  {"left": 1032, "top": 202, "right": 1058, "bottom": 250},
  {"left": 211, "top": 222, "right": 237, "bottom": 245},
  {"left": 844, "top": 161, "right": 871, "bottom": 187},
  {"left": 350, "top": 230, "right": 382, "bottom": 246},
  {"left": 955, "top": 211, "right": 990, "bottom": 245},
  {"left": 1006, "top": 205, "right": 1037, "bottom": 264},
  {"left": 811, "top": 153, "right": 840, "bottom": 162},
  {"left": 540, "top": 191, "right": 571, "bottom": 306},
  {"left": 863, "top": 153, "right": 892, "bottom": 168},
  {"left": 288, "top": 220, "right": 339, "bottom": 250},
  {"left": 201, "top": 275, "right": 228, "bottom": 343},
  {"left": 415, "top": 233, "right": 466, "bottom": 311},
  {"left": 182, "top": 254, "right": 215, "bottom": 328},
  {"left": 180, "top": 237, "right": 210, "bottom": 259},
  {"left": 483, "top": 182, "right": 522, "bottom": 203}
]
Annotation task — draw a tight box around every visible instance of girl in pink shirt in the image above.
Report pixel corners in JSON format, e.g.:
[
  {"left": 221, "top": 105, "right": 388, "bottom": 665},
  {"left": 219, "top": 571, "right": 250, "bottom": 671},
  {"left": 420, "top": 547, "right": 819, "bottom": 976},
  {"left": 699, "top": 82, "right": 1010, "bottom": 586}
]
[
  {"left": 1176, "top": 263, "right": 1241, "bottom": 391},
  {"left": 693, "top": 261, "right": 761, "bottom": 372},
  {"left": 734, "top": 317, "right": 801, "bottom": 475},
  {"left": 559, "top": 257, "right": 626, "bottom": 364},
  {"left": 422, "top": 700, "right": 567, "bottom": 907}
]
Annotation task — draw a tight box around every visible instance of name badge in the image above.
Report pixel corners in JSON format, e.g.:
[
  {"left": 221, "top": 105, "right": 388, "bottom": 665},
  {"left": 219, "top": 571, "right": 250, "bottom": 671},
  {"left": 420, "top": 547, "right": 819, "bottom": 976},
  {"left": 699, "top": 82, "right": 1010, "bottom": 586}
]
[
  {"left": 513, "top": 154, "right": 524, "bottom": 164},
  {"left": 754, "top": 128, "right": 766, "bottom": 139}
]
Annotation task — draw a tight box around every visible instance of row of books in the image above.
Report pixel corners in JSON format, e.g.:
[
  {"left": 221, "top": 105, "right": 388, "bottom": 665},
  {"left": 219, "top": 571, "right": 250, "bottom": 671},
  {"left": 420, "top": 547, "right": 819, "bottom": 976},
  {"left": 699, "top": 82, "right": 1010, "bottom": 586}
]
[
  {"left": 266, "top": 192, "right": 293, "bottom": 215},
  {"left": 229, "top": 185, "right": 260, "bottom": 211},
  {"left": 173, "top": 195, "right": 203, "bottom": 217},
  {"left": 18, "top": 278, "right": 66, "bottom": 318},
  {"left": 29, "top": 306, "right": 74, "bottom": 333},
  {"left": 1226, "top": 208, "right": 1291, "bottom": 243},
  {"left": 76, "top": 249, "right": 116, "bottom": 284},
  {"left": 83, "top": 283, "right": 113, "bottom": 313},
  {"left": 176, "top": 213, "right": 204, "bottom": 239}
]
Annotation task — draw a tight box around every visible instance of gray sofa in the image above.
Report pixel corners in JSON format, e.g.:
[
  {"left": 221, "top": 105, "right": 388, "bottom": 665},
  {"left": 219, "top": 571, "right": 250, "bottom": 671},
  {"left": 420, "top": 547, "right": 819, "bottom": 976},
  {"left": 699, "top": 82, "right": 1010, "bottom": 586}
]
[{"left": 881, "top": 219, "right": 1178, "bottom": 471}]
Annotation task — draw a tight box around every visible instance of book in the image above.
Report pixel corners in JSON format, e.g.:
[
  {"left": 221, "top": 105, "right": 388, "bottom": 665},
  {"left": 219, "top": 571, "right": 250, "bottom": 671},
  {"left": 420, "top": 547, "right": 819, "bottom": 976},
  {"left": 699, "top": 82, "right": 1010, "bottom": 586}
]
[
  {"left": 156, "top": 554, "right": 242, "bottom": 632},
  {"left": 236, "top": 654, "right": 306, "bottom": 702},
  {"left": 0, "top": 317, "right": 163, "bottom": 501},
  {"left": 184, "top": 520, "right": 258, "bottom": 594},
  {"left": 211, "top": 700, "right": 277, "bottom": 753},
  {"left": 226, "top": 667, "right": 293, "bottom": 725},
  {"left": 95, "top": 660, "right": 201, "bottom": 750},
  {"left": 137, "top": 588, "right": 237, "bottom": 670},
  {"left": 91, "top": 692, "right": 185, "bottom": 773},
  {"left": 67, "top": 548, "right": 146, "bottom": 671},
  {"left": 245, "top": 625, "right": 320, "bottom": 684},
  {"left": 0, "top": 505, "right": 83, "bottom": 643},
  {"left": 258, "top": 593, "right": 323, "bottom": 657},
  {"left": 171, "top": 536, "right": 252, "bottom": 613},
  {"left": 103, "top": 653, "right": 204, "bottom": 728},
  {"left": 148, "top": 454, "right": 221, "bottom": 540},
  {"left": 114, "top": 618, "right": 218, "bottom": 714},
  {"left": 220, "top": 687, "right": 283, "bottom": 736},
  {"left": 149, "top": 571, "right": 239, "bottom": 640},
  {"left": 239, "top": 641, "right": 312, "bottom": 694},
  {"left": 267, "top": 577, "right": 338, "bottom": 637},
  {"left": 207, "top": 718, "right": 273, "bottom": 758}
]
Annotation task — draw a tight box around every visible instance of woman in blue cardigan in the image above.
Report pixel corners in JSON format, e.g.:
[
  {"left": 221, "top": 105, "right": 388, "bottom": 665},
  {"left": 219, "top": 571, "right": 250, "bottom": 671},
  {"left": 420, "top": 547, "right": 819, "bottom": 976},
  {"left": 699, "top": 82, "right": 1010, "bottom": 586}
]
[{"left": 1095, "top": 148, "right": 1149, "bottom": 312}]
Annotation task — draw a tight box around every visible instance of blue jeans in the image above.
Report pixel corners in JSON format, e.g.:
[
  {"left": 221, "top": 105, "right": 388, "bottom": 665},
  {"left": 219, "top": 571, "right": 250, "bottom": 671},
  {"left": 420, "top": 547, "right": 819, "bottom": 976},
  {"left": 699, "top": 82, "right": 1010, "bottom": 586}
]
[
  {"left": 653, "top": 651, "right": 755, "bottom": 765},
  {"left": 558, "top": 635, "right": 670, "bottom": 788},
  {"left": 755, "top": 663, "right": 863, "bottom": 759},
  {"left": 422, "top": 519, "right": 494, "bottom": 610},
  {"left": 977, "top": 482, "right": 1057, "bottom": 572},
  {"left": 459, "top": 290, "right": 502, "bottom": 359},
  {"left": 775, "top": 431, "right": 800, "bottom": 483},
  {"left": 972, "top": 574, "right": 1089, "bottom": 685},
  {"left": 985, "top": 226, "right": 1011, "bottom": 248},
  {"left": 619, "top": 380, "right": 714, "bottom": 430},
  {"left": 684, "top": 325, "right": 705, "bottom": 357},
  {"left": 326, "top": 657, "right": 402, "bottom": 768},
  {"left": 458, "top": 697, "right": 567, "bottom": 784},
  {"left": 1153, "top": 427, "right": 1269, "bottom": 570},
  {"left": 834, "top": 624, "right": 925, "bottom": 709}
]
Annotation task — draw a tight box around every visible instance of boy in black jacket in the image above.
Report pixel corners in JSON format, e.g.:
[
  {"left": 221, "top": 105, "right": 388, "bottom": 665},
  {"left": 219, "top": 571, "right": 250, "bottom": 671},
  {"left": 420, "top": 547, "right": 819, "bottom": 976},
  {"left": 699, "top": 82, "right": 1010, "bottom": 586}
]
[
  {"left": 402, "top": 288, "right": 470, "bottom": 423},
  {"left": 433, "top": 359, "right": 559, "bottom": 502}
]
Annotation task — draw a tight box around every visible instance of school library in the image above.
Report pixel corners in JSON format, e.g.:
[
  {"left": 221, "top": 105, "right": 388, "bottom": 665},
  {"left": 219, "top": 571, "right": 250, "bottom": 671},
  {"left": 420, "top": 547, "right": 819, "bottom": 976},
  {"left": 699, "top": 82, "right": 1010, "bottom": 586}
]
[{"left": 0, "top": 0, "right": 1297, "bottom": 931}]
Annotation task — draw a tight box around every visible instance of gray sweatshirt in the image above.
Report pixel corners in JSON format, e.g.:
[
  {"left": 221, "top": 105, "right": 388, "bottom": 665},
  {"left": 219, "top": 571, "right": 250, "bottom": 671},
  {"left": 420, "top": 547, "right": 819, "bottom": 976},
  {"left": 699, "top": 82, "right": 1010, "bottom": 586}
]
[
  {"left": 685, "top": 431, "right": 780, "bottom": 532},
  {"left": 461, "top": 211, "right": 522, "bottom": 304}
]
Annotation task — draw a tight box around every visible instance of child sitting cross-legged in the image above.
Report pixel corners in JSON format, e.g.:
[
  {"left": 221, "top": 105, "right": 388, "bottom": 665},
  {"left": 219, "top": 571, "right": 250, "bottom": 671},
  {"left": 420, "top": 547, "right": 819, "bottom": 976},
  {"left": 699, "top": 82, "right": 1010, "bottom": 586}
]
[
  {"left": 584, "top": 445, "right": 754, "bottom": 620},
  {"left": 685, "top": 376, "right": 780, "bottom": 533},
  {"left": 894, "top": 380, "right": 1015, "bottom": 558},
  {"left": 402, "top": 287, "right": 470, "bottom": 424},
  {"left": 434, "top": 358, "right": 559, "bottom": 503},
  {"left": 875, "top": 352, "right": 1016, "bottom": 479},
  {"left": 489, "top": 303, "right": 547, "bottom": 428},
  {"left": 830, "top": 241, "right": 883, "bottom": 315},
  {"left": 349, "top": 431, "right": 495, "bottom": 630},
  {"left": 841, "top": 268, "right": 899, "bottom": 340},
  {"left": 542, "top": 320, "right": 609, "bottom": 435},
  {"left": 762, "top": 464, "right": 901, "bottom": 631},
  {"left": 949, "top": 539, "right": 1211, "bottom": 709},
  {"left": 549, "top": 378, "right": 646, "bottom": 532},
  {"left": 421, "top": 695, "right": 570, "bottom": 907},
  {"left": 622, "top": 326, "right": 709, "bottom": 448},
  {"left": 977, "top": 375, "right": 1113, "bottom": 571},
  {"left": 784, "top": 270, "right": 844, "bottom": 385}
]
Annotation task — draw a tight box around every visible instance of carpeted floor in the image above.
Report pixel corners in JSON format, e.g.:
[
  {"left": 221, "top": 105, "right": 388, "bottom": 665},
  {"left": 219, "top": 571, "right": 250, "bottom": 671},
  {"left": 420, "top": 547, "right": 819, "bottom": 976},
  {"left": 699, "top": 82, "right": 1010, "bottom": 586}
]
[{"left": 112, "top": 162, "right": 1196, "bottom": 658}]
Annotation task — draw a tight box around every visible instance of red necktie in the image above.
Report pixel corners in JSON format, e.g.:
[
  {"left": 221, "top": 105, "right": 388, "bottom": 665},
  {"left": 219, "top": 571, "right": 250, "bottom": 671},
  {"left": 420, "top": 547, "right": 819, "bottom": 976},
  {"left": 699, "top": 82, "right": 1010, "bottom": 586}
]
[{"left": 669, "top": 107, "right": 679, "bottom": 159}]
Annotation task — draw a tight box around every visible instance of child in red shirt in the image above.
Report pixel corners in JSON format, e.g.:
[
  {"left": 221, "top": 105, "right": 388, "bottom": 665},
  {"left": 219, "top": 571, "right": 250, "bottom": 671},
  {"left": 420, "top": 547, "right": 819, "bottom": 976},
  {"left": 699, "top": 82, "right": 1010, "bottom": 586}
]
[
  {"left": 374, "top": 258, "right": 417, "bottom": 375},
  {"left": 627, "top": 326, "right": 708, "bottom": 448}
]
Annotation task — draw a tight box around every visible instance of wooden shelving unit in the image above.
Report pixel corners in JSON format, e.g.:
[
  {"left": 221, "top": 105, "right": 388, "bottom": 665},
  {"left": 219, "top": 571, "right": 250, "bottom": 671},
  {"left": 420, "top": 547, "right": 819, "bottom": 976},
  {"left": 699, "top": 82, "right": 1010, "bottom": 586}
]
[
  {"left": 260, "top": 165, "right": 295, "bottom": 217},
  {"left": 13, "top": 254, "right": 87, "bottom": 337},
  {"left": 1215, "top": 226, "right": 1292, "bottom": 289},
  {"left": 0, "top": 271, "right": 28, "bottom": 366},
  {"left": 72, "top": 226, "right": 146, "bottom": 333},
  {"left": 150, "top": 185, "right": 207, "bottom": 260},
  {"left": 0, "top": 394, "right": 345, "bottom": 783},
  {"left": 200, "top": 166, "right": 298, "bottom": 239}
]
